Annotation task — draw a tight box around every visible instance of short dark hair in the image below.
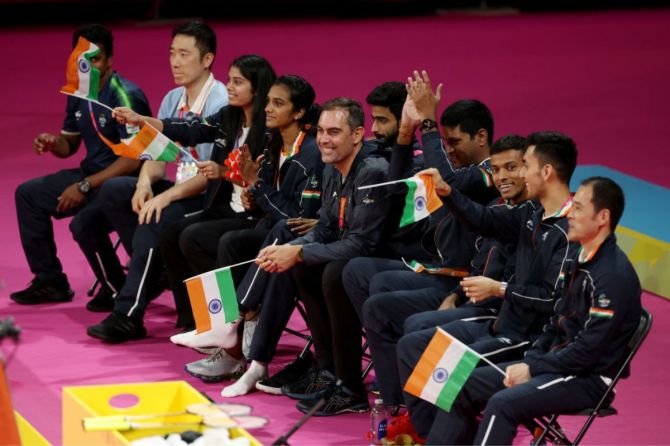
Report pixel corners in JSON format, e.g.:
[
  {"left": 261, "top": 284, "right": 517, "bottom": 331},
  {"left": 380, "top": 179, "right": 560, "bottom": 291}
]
[
  {"left": 524, "top": 131, "right": 578, "bottom": 185},
  {"left": 490, "top": 134, "right": 526, "bottom": 156},
  {"left": 440, "top": 99, "right": 494, "bottom": 145},
  {"left": 580, "top": 176, "right": 625, "bottom": 231},
  {"left": 172, "top": 21, "right": 217, "bottom": 63},
  {"left": 73, "top": 24, "right": 113, "bottom": 57},
  {"left": 366, "top": 81, "right": 407, "bottom": 122},
  {"left": 321, "top": 97, "right": 365, "bottom": 131}
]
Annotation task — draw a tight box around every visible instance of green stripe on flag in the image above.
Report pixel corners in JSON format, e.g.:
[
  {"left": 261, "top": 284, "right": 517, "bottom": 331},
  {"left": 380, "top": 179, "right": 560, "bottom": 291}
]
[
  {"left": 155, "top": 141, "right": 181, "bottom": 162},
  {"left": 110, "top": 75, "right": 133, "bottom": 109},
  {"left": 399, "top": 180, "right": 418, "bottom": 228},
  {"left": 435, "top": 349, "right": 480, "bottom": 411},
  {"left": 215, "top": 268, "right": 239, "bottom": 323}
]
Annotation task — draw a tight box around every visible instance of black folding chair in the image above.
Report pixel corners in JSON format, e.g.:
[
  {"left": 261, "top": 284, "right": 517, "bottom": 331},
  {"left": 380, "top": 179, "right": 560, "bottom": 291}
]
[
  {"left": 87, "top": 238, "right": 125, "bottom": 296},
  {"left": 530, "top": 307, "right": 653, "bottom": 446}
]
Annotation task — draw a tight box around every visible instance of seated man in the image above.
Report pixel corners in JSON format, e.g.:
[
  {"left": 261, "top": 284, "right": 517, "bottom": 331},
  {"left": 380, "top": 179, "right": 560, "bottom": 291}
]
[
  {"left": 256, "top": 98, "right": 391, "bottom": 415},
  {"left": 398, "top": 131, "right": 579, "bottom": 438},
  {"left": 11, "top": 24, "right": 150, "bottom": 304},
  {"left": 402, "top": 176, "right": 641, "bottom": 445},
  {"left": 366, "top": 134, "right": 530, "bottom": 410},
  {"left": 76, "top": 21, "right": 227, "bottom": 312},
  {"left": 86, "top": 23, "right": 228, "bottom": 341}
]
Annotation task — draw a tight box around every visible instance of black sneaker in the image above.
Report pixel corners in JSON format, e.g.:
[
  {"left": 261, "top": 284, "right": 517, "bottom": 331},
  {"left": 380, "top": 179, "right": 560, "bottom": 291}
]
[
  {"left": 256, "top": 351, "right": 314, "bottom": 395},
  {"left": 87, "top": 312, "right": 147, "bottom": 343},
  {"left": 10, "top": 277, "right": 74, "bottom": 304},
  {"left": 281, "top": 367, "right": 336, "bottom": 401},
  {"left": 86, "top": 286, "right": 115, "bottom": 312},
  {"left": 296, "top": 385, "right": 370, "bottom": 416}
]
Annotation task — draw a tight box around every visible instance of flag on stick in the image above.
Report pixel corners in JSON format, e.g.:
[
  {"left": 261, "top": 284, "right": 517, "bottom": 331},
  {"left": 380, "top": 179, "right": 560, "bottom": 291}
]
[
  {"left": 404, "top": 328, "right": 503, "bottom": 412},
  {"left": 399, "top": 174, "right": 443, "bottom": 228},
  {"left": 185, "top": 267, "right": 239, "bottom": 334},
  {"left": 61, "top": 36, "right": 101, "bottom": 101},
  {"left": 122, "top": 122, "right": 182, "bottom": 161}
]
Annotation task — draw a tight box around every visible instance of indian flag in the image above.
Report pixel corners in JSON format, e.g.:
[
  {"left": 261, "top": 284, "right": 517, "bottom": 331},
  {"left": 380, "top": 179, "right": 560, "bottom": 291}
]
[
  {"left": 589, "top": 307, "right": 614, "bottom": 319},
  {"left": 61, "top": 36, "right": 101, "bottom": 100},
  {"left": 122, "top": 123, "right": 181, "bottom": 161},
  {"left": 404, "top": 327, "right": 481, "bottom": 412},
  {"left": 301, "top": 189, "right": 321, "bottom": 199},
  {"left": 399, "top": 174, "right": 443, "bottom": 228},
  {"left": 401, "top": 258, "right": 469, "bottom": 277},
  {"left": 185, "top": 267, "right": 239, "bottom": 334}
]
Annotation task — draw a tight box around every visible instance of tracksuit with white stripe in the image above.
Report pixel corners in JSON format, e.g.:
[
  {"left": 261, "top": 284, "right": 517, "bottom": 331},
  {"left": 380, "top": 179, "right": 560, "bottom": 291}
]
[
  {"left": 415, "top": 233, "right": 641, "bottom": 445},
  {"left": 398, "top": 189, "right": 574, "bottom": 439}
]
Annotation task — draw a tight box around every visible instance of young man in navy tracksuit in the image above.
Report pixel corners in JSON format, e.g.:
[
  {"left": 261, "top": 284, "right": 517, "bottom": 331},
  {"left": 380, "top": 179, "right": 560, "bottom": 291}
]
[
  {"left": 417, "top": 176, "right": 641, "bottom": 445},
  {"left": 398, "top": 131, "right": 579, "bottom": 439}
]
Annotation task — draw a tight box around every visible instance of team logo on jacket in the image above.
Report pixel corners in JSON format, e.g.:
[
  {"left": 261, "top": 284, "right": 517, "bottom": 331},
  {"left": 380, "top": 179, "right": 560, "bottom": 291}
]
[
  {"left": 98, "top": 114, "right": 107, "bottom": 127},
  {"left": 363, "top": 196, "right": 375, "bottom": 204},
  {"left": 75, "top": 110, "right": 82, "bottom": 120},
  {"left": 208, "top": 300, "right": 222, "bottom": 314},
  {"left": 433, "top": 368, "right": 449, "bottom": 383},
  {"left": 310, "top": 176, "right": 319, "bottom": 188},
  {"left": 597, "top": 294, "right": 611, "bottom": 307},
  {"left": 526, "top": 220, "right": 534, "bottom": 231}
]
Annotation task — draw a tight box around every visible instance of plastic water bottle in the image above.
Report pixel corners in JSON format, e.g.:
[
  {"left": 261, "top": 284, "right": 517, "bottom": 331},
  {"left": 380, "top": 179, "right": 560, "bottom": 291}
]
[{"left": 370, "top": 398, "right": 388, "bottom": 445}]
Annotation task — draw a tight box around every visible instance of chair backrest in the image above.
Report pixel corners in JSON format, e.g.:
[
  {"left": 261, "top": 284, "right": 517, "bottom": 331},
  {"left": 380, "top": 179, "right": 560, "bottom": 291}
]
[{"left": 593, "top": 307, "right": 652, "bottom": 411}]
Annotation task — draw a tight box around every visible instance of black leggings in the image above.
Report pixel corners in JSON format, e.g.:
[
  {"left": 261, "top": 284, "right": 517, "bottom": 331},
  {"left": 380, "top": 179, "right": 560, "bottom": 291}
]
[{"left": 293, "top": 260, "right": 364, "bottom": 394}]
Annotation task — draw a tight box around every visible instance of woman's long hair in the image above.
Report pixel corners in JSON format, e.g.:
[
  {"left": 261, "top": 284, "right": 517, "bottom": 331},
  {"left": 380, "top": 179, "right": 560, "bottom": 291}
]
[{"left": 220, "top": 54, "right": 276, "bottom": 157}]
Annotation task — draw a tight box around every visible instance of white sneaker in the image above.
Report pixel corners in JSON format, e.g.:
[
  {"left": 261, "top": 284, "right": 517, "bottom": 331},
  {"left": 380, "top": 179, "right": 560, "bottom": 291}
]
[{"left": 185, "top": 348, "right": 246, "bottom": 383}]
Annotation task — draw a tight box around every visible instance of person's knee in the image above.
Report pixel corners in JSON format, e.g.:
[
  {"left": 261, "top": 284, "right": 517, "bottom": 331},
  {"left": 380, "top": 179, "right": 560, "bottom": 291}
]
[
  {"left": 362, "top": 294, "right": 387, "bottom": 331},
  {"left": 217, "top": 231, "right": 237, "bottom": 259},
  {"left": 404, "top": 312, "right": 430, "bottom": 334},
  {"left": 178, "top": 224, "right": 201, "bottom": 256},
  {"left": 99, "top": 177, "right": 133, "bottom": 212},
  {"left": 15, "top": 179, "right": 40, "bottom": 208}
]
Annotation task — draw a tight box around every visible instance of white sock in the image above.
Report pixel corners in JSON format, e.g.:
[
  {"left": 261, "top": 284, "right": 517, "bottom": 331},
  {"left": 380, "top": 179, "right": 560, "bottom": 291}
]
[
  {"left": 169, "top": 320, "right": 240, "bottom": 349},
  {"left": 221, "top": 361, "right": 268, "bottom": 398}
]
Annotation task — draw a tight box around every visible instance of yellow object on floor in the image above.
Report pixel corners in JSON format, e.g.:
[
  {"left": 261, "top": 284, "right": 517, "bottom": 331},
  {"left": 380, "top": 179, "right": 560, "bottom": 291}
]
[
  {"left": 62, "top": 381, "right": 260, "bottom": 446},
  {"left": 15, "top": 412, "right": 51, "bottom": 446}
]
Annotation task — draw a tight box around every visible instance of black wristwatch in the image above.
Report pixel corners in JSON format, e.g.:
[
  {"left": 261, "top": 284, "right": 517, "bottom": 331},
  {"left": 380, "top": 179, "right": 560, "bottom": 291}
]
[
  {"left": 77, "top": 179, "right": 92, "bottom": 195},
  {"left": 420, "top": 119, "right": 438, "bottom": 133}
]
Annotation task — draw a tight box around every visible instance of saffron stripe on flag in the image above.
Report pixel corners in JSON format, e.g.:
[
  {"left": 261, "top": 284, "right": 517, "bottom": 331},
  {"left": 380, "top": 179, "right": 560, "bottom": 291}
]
[
  {"left": 404, "top": 330, "right": 452, "bottom": 397},
  {"left": 215, "top": 268, "right": 239, "bottom": 324},
  {"left": 185, "top": 278, "right": 212, "bottom": 334}
]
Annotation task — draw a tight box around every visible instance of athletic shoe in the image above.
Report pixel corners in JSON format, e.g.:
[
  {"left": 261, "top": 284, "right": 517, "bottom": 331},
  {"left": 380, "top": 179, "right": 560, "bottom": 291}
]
[
  {"left": 296, "top": 384, "right": 370, "bottom": 416},
  {"left": 256, "top": 351, "right": 314, "bottom": 395},
  {"left": 281, "top": 367, "right": 336, "bottom": 400},
  {"left": 87, "top": 312, "right": 146, "bottom": 343},
  {"left": 10, "top": 277, "right": 73, "bottom": 304},
  {"left": 185, "top": 348, "right": 246, "bottom": 383},
  {"left": 86, "top": 286, "right": 115, "bottom": 312}
]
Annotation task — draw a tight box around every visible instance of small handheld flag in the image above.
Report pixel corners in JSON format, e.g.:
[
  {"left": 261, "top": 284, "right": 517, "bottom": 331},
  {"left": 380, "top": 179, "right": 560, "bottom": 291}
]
[
  {"left": 399, "top": 174, "right": 443, "bottom": 228},
  {"left": 61, "top": 36, "right": 101, "bottom": 101},
  {"left": 185, "top": 267, "right": 239, "bottom": 334},
  {"left": 404, "top": 328, "right": 504, "bottom": 412}
]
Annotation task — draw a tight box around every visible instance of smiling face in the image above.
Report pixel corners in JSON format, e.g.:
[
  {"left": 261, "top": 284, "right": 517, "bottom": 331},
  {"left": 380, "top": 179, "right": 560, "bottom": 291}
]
[
  {"left": 490, "top": 148, "right": 527, "bottom": 203},
  {"left": 316, "top": 109, "right": 363, "bottom": 171},
  {"left": 265, "top": 84, "right": 303, "bottom": 130},
  {"left": 520, "top": 145, "right": 546, "bottom": 200},
  {"left": 169, "top": 34, "right": 211, "bottom": 87},
  {"left": 226, "top": 65, "right": 254, "bottom": 108}
]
